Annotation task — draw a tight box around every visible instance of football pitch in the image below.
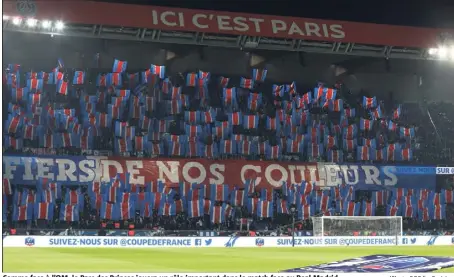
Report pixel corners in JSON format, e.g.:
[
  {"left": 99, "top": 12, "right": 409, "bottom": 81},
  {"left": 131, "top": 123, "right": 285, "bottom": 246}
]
[{"left": 3, "top": 246, "right": 454, "bottom": 273}]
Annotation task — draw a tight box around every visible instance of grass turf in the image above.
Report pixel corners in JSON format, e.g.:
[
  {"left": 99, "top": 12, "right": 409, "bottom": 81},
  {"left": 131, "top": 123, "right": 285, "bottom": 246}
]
[{"left": 3, "top": 246, "right": 454, "bottom": 273}]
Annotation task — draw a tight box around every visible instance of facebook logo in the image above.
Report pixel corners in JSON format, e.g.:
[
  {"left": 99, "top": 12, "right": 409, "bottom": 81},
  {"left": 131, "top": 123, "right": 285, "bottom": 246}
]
[
  {"left": 195, "top": 239, "right": 202, "bottom": 246},
  {"left": 402, "top": 238, "right": 409, "bottom": 245}
]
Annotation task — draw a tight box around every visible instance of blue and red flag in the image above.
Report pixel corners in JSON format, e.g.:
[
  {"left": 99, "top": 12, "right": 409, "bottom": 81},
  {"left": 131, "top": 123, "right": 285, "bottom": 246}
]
[
  {"left": 361, "top": 201, "right": 376, "bottom": 216},
  {"left": 219, "top": 76, "right": 230, "bottom": 88},
  {"left": 240, "top": 77, "right": 254, "bottom": 89},
  {"left": 370, "top": 106, "right": 382, "bottom": 119},
  {"left": 328, "top": 99, "right": 343, "bottom": 112},
  {"left": 13, "top": 204, "right": 33, "bottom": 221},
  {"left": 277, "top": 199, "right": 289, "bottom": 214},
  {"left": 219, "top": 140, "right": 237, "bottom": 155},
  {"left": 272, "top": 84, "right": 285, "bottom": 98},
  {"left": 266, "top": 145, "right": 281, "bottom": 160},
  {"left": 327, "top": 149, "right": 343, "bottom": 162},
  {"left": 429, "top": 205, "right": 446, "bottom": 220},
  {"left": 316, "top": 195, "right": 331, "bottom": 212},
  {"left": 56, "top": 80, "right": 68, "bottom": 95},
  {"left": 184, "top": 111, "right": 200, "bottom": 125},
  {"left": 187, "top": 200, "right": 203, "bottom": 218},
  {"left": 117, "top": 202, "right": 134, "bottom": 220},
  {"left": 223, "top": 88, "right": 237, "bottom": 107},
  {"left": 158, "top": 201, "right": 176, "bottom": 216},
  {"left": 343, "top": 201, "right": 360, "bottom": 216},
  {"left": 186, "top": 72, "right": 197, "bottom": 87},
  {"left": 392, "top": 105, "right": 402, "bottom": 120},
  {"left": 357, "top": 146, "right": 371, "bottom": 161},
  {"left": 362, "top": 96, "right": 377, "bottom": 109},
  {"left": 210, "top": 184, "right": 229, "bottom": 202},
  {"left": 243, "top": 115, "right": 259, "bottom": 129},
  {"left": 230, "top": 189, "right": 246, "bottom": 206},
  {"left": 398, "top": 148, "right": 413, "bottom": 161},
  {"left": 150, "top": 64, "right": 166, "bottom": 79},
  {"left": 59, "top": 204, "right": 79, "bottom": 221},
  {"left": 228, "top": 112, "right": 243, "bottom": 126},
  {"left": 401, "top": 203, "right": 416, "bottom": 218},
  {"left": 252, "top": 68, "right": 267, "bottom": 82},
  {"left": 441, "top": 190, "right": 454, "bottom": 204},
  {"left": 210, "top": 205, "right": 225, "bottom": 224},
  {"left": 73, "top": 71, "right": 85, "bottom": 85},
  {"left": 112, "top": 59, "right": 128, "bottom": 73},
  {"left": 372, "top": 191, "right": 388, "bottom": 206},
  {"left": 298, "top": 204, "right": 313, "bottom": 220},
  {"left": 100, "top": 201, "right": 118, "bottom": 220},
  {"left": 418, "top": 207, "right": 430, "bottom": 221},
  {"left": 342, "top": 124, "right": 357, "bottom": 139},
  {"left": 114, "top": 138, "right": 132, "bottom": 153},
  {"left": 257, "top": 200, "right": 273, "bottom": 217},
  {"left": 34, "top": 202, "right": 54, "bottom": 220},
  {"left": 359, "top": 118, "right": 374, "bottom": 131},
  {"left": 343, "top": 108, "right": 356, "bottom": 118},
  {"left": 27, "top": 78, "right": 43, "bottom": 92},
  {"left": 65, "top": 189, "right": 83, "bottom": 210},
  {"left": 399, "top": 127, "right": 415, "bottom": 138},
  {"left": 386, "top": 205, "right": 400, "bottom": 216},
  {"left": 4, "top": 136, "right": 23, "bottom": 150},
  {"left": 307, "top": 144, "right": 323, "bottom": 159}
]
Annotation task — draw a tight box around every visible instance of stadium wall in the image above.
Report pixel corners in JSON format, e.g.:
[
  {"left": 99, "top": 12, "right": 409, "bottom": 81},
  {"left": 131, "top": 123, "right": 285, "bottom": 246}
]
[
  {"left": 4, "top": 32, "right": 454, "bottom": 102},
  {"left": 5, "top": 235, "right": 454, "bottom": 248}
]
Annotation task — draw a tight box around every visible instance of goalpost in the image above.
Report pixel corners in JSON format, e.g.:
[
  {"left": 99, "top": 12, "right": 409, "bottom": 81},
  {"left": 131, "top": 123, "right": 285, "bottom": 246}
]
[{"left": 311, "top": 216, "right": 403, "bottom": 245}]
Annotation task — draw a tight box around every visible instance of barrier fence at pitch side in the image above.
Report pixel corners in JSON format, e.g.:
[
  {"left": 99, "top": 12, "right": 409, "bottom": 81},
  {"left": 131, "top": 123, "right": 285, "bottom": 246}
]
[{"left": 4, "top": 235, "right": 454, "bottom": 248}]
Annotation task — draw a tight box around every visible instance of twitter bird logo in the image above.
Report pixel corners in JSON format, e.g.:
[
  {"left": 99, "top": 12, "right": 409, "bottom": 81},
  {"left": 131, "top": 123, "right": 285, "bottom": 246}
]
[
  {"left": 411, "top": 238, "right": 417, "bottom": 244},
  {"left": 205, "top": 239, "right": 212, "bottom": 246}
]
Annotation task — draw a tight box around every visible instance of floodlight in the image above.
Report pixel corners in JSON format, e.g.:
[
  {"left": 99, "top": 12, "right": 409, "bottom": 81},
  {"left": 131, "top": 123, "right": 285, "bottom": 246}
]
[
  {"left": 428, "top": 48, "right": 438, "bottom": 55},
  {"left": 438, "top": 47, "right": 448, "bottom": 59},
  {"left": 26, "top": 18, "right": 37, "bottom": 27},
  {"left": 55, "top": 21, "right": 64, "bottom": 30},
  {"left": 41, "top": 20, "right": 52, "bottom": 28},
  {"left": 12, "top": 17, "right": 21, "bottom": 25}
]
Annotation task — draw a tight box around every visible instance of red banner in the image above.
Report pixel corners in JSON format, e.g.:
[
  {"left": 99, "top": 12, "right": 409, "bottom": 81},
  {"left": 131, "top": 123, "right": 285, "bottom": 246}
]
[
  {"left": 101, "top": 158, "right": 319, "bottom": 190},
  {"left": 3, "top": 0, "right": 452, "bottom": 48}
]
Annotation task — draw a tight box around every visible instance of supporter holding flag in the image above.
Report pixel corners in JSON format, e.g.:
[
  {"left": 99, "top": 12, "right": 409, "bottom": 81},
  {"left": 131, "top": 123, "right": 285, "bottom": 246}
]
[
  {"left": 240, "top": 77, "right": 254, "bottom": 89},
  {"left": 298, "top": 204, "right": 313, "bottom": 220},
  {"left": 73, "top": 71, "right": 85, "bottom": 85},
  {"left": 13, "top": 204, "right": 33, "bottom": 222},
  {"left": 112, "top": 59, "right": 127, "bottom": 73},
  {"left": 210, "top": 205, "right": 225, "bottom": 224},
  {"left": 252, "top": 68, "right": 267, "bottom": 83},
  {"left": 34, "top": 202, "right": 54, "bottom": 220},
  {"left": 362, "top": 96, "right": 377, "bottom": 109},
  {"left": 343, "top": 201, "right": 360, "bottom": 216},
  {"left": 60, "top": 204, "right": 79, "bottom": 222},
  {"left": 210, "top": 184, "right": 229, "bottom": 202},
  {"left": 150, "top": 64, "right": 166, "bottom": 79},
  {"left": 219, "top": 76, "right": 229, "bottom": 88}
]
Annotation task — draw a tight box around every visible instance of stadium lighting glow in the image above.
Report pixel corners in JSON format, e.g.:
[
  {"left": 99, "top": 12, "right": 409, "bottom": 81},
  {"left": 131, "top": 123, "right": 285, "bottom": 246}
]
[
  {"left": 26, "top": 18, "right": 37, "bottom": 27},
  {"left": 41, "top": 20, "right": 52, "bottom": 28},
  {"left": 428, "top": 48, "right": 438, "bottom": 55},
  {"left": 55, "top": 21, "right": 65, "bottom": 30},
  {"left": 438, "top": 47, "right": 448, "bottom": 59},
  {"left": 12, "top": 17, "right": 21, "bottom": 25}
]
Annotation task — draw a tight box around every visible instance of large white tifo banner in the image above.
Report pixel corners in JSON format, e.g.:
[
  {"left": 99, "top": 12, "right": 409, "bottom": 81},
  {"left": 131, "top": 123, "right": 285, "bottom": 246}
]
[{"left": 3, "top": 235, "right": 454, "bottom": 248}]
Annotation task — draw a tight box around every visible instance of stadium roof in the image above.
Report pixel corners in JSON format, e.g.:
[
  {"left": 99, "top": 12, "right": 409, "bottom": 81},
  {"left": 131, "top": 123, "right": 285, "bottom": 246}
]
[{"left": 3, "top": 0, "right": 454, "bottom": 61}]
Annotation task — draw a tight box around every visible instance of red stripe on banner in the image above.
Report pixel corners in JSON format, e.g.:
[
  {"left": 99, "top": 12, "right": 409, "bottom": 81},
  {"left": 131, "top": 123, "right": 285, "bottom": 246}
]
[
  {"left": 100, "top": 158, "right": 319, "bottom": 189},
  {"left": 3, "top": 0, "right": 453, "bottom": 48}
]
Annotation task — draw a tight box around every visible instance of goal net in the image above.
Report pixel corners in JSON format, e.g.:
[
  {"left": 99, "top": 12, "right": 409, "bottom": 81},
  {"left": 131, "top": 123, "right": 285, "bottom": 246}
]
[{"left": 312, "top": 216, "right": 402, "bottom": 241}]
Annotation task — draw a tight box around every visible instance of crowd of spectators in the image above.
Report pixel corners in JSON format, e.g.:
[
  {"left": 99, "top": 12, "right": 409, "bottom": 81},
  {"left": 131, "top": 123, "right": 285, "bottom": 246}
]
[{"left": 3, "top": 62, "right": 454, "bottom": 236}]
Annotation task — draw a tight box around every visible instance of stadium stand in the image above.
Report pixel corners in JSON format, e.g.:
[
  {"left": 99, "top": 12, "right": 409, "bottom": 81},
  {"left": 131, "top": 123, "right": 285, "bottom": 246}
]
[{"left": 3, "top": 57, "right": 454, "bottom": 237}]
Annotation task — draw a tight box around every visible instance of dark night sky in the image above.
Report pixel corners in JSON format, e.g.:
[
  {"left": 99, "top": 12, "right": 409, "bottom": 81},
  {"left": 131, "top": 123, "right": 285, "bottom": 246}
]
[{"left": 98, "top": 0, "right": 454, "bottom": 28}]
